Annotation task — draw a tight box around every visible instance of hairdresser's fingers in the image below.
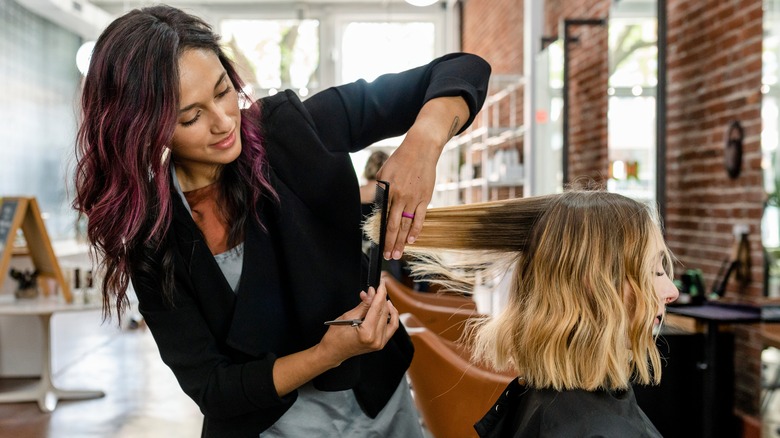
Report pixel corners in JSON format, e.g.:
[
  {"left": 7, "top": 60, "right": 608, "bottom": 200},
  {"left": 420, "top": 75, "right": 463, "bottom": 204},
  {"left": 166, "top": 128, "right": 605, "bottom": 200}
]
[
  {"left": 377, "top": 148, "right": 435, "bottom": 260},
  {"left": 387, "top": 179, "right": 434, "bottom": 259},
  {"left": 359, "top": 290, "right": 372, "bottom": 306},
  {"left": 337, "top": 290, "right": 373, "bottom": 322},
  {"left": 356, "top": 284, "right": 392, "bottom": 348},
  {"left": 382, "top": 187, "right": 409, "bottom": 260},
  {"left": 385, "top": 202, "right": 417, "bottom": 260},
  {"left": 360, "top": 284, "right": 386, "bottom": 327},
  {"left": 406, "top": 204, "right": 427, "bottom": 245},
  {"left": 383, "top": 205, "right": 403, "bottom": 260},
  {"left": 384, "top": 300, "right": 400, "bottom": 339},
  {"left": 383, "top": 172, "right": 430, "bottom": 259}
]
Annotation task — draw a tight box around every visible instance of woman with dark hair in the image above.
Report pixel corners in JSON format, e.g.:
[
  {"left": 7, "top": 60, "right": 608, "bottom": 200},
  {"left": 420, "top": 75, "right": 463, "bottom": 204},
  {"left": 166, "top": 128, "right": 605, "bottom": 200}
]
[
  {"left": 73, "top": 5, "right": 490, "bottom": 437},
  {"left": 365, "top": 190, "right": 680, "bottom": 437}
]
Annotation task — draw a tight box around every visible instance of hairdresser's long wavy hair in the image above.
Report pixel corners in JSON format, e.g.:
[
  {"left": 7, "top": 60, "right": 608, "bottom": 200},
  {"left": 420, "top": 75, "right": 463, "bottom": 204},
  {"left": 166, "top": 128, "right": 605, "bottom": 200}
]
[
  {"left": 73, "top": 5, "right": 276, "bottom": 320},
  {"left": 366, "top": 190, "right": 672, "bottom": 390}
]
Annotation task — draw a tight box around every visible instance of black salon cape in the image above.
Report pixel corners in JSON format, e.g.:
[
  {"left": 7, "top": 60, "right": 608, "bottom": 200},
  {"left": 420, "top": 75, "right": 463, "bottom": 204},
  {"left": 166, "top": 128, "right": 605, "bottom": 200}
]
[
  {"left": 131, "top": 52, "right": 491, "bottom": 437},
  {"left": 474, "top": 378, "right": 663, "bottom": 438}
]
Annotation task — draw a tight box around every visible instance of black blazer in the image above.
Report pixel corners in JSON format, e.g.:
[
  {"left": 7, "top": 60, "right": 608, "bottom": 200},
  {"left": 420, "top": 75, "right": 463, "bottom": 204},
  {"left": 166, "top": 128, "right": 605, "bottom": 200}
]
[{"left": 132, "top": 52, "right": 491, "bottom": 437}]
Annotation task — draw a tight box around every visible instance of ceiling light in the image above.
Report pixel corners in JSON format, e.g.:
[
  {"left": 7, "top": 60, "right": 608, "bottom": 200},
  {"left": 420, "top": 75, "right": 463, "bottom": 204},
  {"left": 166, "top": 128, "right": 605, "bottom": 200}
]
[
  {"left": 405, "top": 0, "right": 439, "bottom": 6},
  {"left": 76, "top": 41, "right": 96, "bottom": 76}
]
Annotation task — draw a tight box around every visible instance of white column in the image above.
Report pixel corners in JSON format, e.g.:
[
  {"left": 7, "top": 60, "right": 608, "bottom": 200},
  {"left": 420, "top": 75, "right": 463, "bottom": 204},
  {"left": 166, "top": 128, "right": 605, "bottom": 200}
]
[{"left": 523, "top": 0, "right": 543, "bottom": 196}]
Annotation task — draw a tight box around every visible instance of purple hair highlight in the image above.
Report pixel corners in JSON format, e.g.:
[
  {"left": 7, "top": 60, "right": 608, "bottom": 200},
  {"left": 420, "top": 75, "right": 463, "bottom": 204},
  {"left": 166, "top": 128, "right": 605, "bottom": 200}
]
[{"left": 73, "top": 6, "right": 276, "bottom": 321}]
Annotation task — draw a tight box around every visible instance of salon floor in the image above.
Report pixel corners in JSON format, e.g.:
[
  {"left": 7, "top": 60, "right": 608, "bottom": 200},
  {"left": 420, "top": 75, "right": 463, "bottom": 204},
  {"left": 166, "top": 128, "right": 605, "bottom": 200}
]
[
  {"left": 0, "top": 327, "right": 203, "bottom": 438},
  {"left": 18, "top": 324, "right": 780, "bottom": 438},
  {"left": 0, "top": 327, "right": 436, "bottom": 438}
]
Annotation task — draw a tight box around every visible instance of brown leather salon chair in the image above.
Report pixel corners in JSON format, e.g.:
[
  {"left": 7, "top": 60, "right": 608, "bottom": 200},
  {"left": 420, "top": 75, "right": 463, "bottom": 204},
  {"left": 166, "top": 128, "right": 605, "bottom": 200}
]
[
  {"left": 384, "top": 272, "right": 480, "bottom": 342},
  {"left": 383, "top": 271, "right": 477, "bottom": 309},
  {"left": 401, "top": 313, "right": 515, "bottom": 438}
]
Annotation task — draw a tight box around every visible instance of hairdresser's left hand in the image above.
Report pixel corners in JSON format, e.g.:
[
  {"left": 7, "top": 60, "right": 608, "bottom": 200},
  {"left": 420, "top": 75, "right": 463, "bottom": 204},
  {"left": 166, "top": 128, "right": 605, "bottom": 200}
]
[
  {"left": 377, "top": 134, "right": 436, "bottom": 260},
  {"left": 377, "top": 96, "right": 468, "bottom": 260}
]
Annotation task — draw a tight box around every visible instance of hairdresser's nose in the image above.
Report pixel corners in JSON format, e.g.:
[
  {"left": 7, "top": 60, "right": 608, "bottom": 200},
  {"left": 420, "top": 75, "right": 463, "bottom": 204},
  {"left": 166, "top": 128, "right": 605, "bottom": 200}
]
[{"left": 212, "top": 102, "right": 234, "bottom": 134}]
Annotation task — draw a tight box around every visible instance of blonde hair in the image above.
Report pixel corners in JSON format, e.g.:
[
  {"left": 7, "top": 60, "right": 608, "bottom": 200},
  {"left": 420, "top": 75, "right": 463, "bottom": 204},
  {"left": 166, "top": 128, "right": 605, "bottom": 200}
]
[{"left": 364, "top": 190, "right": 672, "bottom": 391}]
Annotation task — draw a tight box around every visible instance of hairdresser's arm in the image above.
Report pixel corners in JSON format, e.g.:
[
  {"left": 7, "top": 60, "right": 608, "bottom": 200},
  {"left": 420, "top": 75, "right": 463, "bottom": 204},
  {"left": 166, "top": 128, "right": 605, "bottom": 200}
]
[
  {"left": 133, "top": 259, "right": 398, "bottom": 419},
  {"left": 272, "top": 284, "right": 399, "bottom": 396},
  {"left": 377, "top": 96, "right": 468, "bottom": 259},
  {"left": 305, "top": 52, "right": 490, "bottom": 151},
  {"left": 304, "top": 52, "right": 491, "bottom": 258},
  {"left": 133, "top": 264, "right": 291, "bottom": 420}
]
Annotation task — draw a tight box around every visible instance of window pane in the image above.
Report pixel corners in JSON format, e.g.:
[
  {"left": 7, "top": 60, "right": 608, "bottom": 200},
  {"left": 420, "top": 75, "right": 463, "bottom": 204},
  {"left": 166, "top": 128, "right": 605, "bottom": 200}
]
[
  {"left": 341, "top": 22, "right": 434, "bottom": 84},
  {"left": 221, "top": 19, "right": 320, "bottom": 93},
  {"left": 608, "top": 17, "right": 658, "bottom": 88},
  {"left": 1, "top": 1, "right": 82, "bottom": 241},
  {"left": 607, "top": 95, "right": 656, "bottom": 202},
  {"left": 608, "top": 7, "right": 657, "bottom": 204}
]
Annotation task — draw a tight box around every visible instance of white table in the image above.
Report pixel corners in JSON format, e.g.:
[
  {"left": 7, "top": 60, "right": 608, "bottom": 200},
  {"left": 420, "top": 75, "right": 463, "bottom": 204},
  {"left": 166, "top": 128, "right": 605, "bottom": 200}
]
[{"left": 0, "top": 296, "right": 105, "bottom": 412}]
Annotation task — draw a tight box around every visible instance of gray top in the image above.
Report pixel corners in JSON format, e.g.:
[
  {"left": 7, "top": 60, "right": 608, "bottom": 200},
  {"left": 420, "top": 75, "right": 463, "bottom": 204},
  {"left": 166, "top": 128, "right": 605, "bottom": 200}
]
[{"left": 172, "top": 165, "right": 243, "bottom": 292}]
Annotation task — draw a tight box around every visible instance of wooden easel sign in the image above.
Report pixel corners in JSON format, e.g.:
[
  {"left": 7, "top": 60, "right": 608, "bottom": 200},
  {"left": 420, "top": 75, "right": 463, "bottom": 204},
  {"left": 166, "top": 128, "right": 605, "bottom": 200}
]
[{"left": 0, "top": 197, "right": 71, "bottom": 303}]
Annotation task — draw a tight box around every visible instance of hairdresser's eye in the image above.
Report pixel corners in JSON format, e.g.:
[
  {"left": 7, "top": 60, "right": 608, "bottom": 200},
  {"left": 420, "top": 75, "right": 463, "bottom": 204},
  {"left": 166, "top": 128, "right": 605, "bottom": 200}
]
[
  {"left": 181, "top": 112, "right": 201, "bottom": 127},
  {"left": 216, "top": 86, "right": 232, "bottom": 99}
]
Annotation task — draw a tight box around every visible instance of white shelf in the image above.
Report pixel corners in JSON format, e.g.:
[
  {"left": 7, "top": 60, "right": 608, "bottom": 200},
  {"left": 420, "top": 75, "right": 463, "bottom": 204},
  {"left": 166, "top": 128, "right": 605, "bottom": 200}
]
[
  {"left": 435, "top": 178, "right": 524, "bottom": 192},
  {"left": 435, "top": 75, "right": 525, "bottom": 205},
  {"left": 487, "top": 179, "right": 524, "bottom": 188}
]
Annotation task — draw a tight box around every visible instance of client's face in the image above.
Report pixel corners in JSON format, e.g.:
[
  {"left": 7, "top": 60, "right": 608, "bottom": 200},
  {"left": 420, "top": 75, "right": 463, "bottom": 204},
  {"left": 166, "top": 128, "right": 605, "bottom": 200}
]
[
  {"left": 651, "top": 234, "right": 679, "bottom": 327},
  {"left": 621, "top": 233, "right": 679, "bottom": 339}
]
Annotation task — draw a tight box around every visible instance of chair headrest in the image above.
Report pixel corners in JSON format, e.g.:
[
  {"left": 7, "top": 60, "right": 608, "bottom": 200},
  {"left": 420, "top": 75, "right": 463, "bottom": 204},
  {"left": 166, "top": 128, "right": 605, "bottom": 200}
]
[{"left": 399, "top": 313, "right": 426, "bottom": 334}]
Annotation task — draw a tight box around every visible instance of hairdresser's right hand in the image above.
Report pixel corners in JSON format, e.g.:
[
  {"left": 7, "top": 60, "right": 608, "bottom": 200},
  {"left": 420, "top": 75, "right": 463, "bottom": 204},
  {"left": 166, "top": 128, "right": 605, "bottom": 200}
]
[{"left": 318, "top": 282, "right": 399, "bottom": 367}]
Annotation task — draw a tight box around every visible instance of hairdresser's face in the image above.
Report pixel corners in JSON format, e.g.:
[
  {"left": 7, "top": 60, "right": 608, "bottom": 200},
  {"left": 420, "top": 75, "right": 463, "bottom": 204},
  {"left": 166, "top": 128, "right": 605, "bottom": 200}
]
[
  {"left": 651, "top": 235, "right": 679, "bottom": 327},
  {"left": 170, "top": 48, "right": 241, "bottom": 188}
]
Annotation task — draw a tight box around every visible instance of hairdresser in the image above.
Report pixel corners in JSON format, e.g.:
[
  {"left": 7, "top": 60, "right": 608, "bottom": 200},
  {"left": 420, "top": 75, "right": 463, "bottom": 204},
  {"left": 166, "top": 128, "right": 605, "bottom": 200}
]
[{"left": 73, "top": 5, "right": 490, "bottom": 437}]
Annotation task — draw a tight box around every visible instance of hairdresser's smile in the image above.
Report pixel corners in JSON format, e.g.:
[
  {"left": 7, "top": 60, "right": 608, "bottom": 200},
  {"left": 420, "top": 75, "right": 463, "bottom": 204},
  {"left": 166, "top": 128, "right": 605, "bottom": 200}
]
[
  {"left": 211, "top": 130, "right": 237, "bottom": 150},
  {"left": 170, "top": 48, "right": 242, "bottom": 191}
]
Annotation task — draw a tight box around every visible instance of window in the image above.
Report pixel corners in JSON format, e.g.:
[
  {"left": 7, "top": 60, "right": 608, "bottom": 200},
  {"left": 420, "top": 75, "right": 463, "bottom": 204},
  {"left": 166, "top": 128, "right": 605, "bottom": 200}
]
[
  {"left": 0, "top": 1, "right": 82, "bottom": 242},
  {"left": 607, "top": 3, "right": 658, "bottom": 204},
  {"left": 340, "top": 21, "right": 435, "bottom": 84},
  {"left": 221, "top": 19, "right": 320, "bottom": 97},
  {"left": 340, "top": 20, "right": 437, "bottom": 175}
]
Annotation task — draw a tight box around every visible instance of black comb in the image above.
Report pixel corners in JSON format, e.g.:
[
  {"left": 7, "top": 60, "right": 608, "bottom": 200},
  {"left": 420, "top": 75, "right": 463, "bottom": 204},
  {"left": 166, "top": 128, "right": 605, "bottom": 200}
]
[{"left": 367, "top": 180, "right": 389, "bottom": 290}]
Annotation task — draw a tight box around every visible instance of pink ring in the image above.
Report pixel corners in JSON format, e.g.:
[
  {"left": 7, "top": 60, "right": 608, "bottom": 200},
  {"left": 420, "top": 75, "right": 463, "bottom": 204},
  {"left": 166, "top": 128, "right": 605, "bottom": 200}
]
[{"left": 401, "top": 211, "right": 415, "bottom": 219}]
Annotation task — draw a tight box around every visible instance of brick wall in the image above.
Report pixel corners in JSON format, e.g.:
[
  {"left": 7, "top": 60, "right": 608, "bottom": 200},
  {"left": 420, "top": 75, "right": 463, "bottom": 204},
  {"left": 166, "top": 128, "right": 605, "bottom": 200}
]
[
  {"left": 546, "top": 0, "right": 611, "bottom": 185},
  {"left": 461, "top": 0, "right": 525, "bottom": 202},
  {"left": 461, "top": 0, "right": 523, "bottom": 75},
  {"left": 666, "top": 0, "right": 765, "bottom": 417},
  {"left": 459, "top": 0, "right": 771, "bottom": 423}
]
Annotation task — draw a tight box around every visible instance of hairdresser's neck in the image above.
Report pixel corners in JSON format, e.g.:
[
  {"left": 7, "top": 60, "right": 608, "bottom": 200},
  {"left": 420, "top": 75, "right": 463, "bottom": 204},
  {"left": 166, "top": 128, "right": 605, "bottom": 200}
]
[{"left": 173, "top": 161, "right": 222, "bottom": 192}]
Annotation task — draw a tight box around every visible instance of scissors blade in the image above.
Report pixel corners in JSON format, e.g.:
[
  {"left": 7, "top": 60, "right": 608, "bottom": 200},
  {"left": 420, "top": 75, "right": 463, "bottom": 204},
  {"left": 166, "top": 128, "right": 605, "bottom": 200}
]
[{"left": 323, "top": 319, "right": 363, "bottom": 327}]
